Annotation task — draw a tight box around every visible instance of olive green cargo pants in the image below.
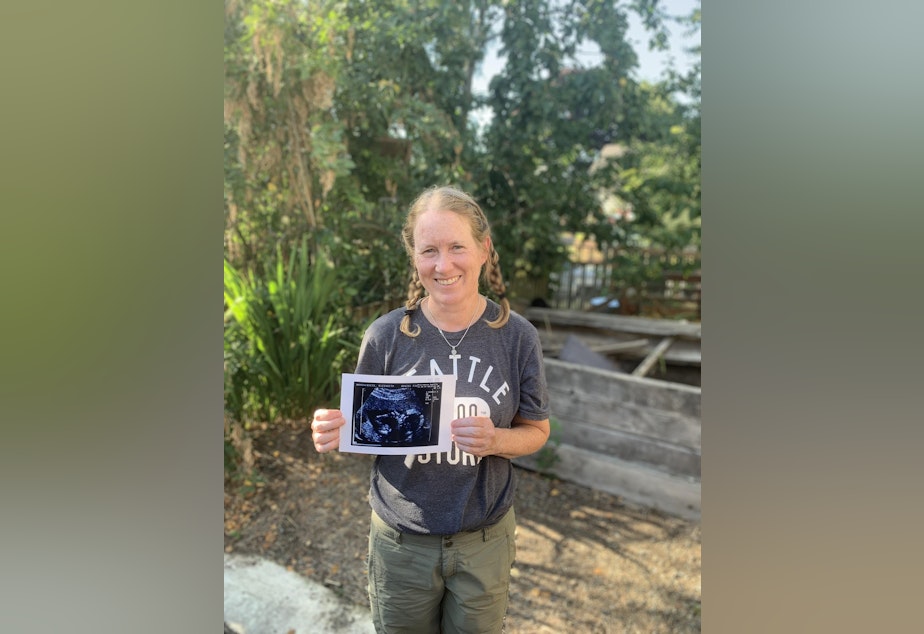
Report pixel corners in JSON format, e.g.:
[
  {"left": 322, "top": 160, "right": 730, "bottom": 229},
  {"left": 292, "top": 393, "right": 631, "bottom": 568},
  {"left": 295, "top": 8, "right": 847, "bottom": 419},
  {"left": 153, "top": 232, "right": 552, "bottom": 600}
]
[{"left": 368, "top": 508, "right": 517, "bottom": 633}]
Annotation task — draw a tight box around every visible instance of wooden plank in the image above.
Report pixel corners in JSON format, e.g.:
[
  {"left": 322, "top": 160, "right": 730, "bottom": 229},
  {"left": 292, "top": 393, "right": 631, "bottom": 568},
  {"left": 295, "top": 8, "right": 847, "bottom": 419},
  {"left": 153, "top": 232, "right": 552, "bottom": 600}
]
[
  {"left": 538, "top": 331, "right": 699, "bottom": 366},
  {"left": 525, "top": 307, "right": 701, "bottom": 340},
  {"left": 541, "top": 337, "right": 650, "bottom": 356},
  {"left": 552, "top": 397, "right": 701, "bottom": 449},
  {"left": 590, "top": 338, "right": 651, "bottom": 353},
  {"left": 515, "top": 444, "right": 700, "bottom": 521},
  {"left": 545, "top": 359, "right": 701, "bottom": 449},
  {"left": 632, "top": 336, "right": 675, "bottom": 377},
  {"left": 545, "top": 359, "right": 701, "bottom": 418},
  {"left": 556, "top": 421, "right": 701, "bottom": 478}
]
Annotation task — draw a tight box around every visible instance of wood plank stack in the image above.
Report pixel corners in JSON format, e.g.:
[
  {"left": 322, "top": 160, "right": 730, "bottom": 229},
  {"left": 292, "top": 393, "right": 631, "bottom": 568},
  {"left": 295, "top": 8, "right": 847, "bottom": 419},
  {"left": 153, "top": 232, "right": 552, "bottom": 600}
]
[{"left": 515, "top": 309, "right": 701, "bottom": 520}]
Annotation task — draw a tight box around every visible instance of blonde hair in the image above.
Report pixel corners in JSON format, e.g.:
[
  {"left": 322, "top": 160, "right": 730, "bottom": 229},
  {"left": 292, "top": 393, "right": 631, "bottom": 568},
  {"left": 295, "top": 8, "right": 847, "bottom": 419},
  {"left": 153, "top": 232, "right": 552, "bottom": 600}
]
[{"left": 399, "top": 186, "right": 510, "bottom": 337}]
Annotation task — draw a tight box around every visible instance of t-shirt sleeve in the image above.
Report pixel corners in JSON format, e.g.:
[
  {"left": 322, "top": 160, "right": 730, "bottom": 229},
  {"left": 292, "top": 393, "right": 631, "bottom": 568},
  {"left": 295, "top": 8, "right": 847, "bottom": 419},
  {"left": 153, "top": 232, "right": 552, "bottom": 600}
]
[
  {"left": 517, "top": 329, "right": 551, "bottom": 421},
  {"left": 354, "top": 323, "right": 386, "bottom": 374}
]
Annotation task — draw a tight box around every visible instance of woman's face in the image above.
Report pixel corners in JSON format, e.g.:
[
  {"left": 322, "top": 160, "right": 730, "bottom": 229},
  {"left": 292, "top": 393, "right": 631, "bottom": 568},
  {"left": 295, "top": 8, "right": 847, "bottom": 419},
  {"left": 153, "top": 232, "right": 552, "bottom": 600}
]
[{"left": 412, "top": 208, "right": 488, "bottom": 308}]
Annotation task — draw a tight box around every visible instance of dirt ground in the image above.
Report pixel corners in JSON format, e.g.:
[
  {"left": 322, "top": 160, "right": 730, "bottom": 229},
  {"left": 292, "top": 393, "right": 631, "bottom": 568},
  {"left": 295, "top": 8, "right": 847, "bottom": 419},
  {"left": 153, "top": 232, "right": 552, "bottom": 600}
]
[{"left": 224, "top": 420, "right": 701, "bottom": 633}]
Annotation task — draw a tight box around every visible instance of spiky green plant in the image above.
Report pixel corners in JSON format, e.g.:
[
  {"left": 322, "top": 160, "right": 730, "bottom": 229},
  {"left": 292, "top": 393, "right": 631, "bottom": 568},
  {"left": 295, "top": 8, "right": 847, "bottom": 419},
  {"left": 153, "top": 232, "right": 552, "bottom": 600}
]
[{"left": 224, "top": 239, "right": 358, "bottom": 425}]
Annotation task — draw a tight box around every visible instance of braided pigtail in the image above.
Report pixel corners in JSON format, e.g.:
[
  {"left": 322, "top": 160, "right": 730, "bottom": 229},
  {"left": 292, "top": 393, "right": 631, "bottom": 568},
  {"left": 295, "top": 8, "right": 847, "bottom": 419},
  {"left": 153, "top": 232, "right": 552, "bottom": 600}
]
[
  {"left": 399, "top": 269, "right": 426, "bottom": 337},
  {"left": 484, "top": 244, "right": 511, "bottom": 329}
]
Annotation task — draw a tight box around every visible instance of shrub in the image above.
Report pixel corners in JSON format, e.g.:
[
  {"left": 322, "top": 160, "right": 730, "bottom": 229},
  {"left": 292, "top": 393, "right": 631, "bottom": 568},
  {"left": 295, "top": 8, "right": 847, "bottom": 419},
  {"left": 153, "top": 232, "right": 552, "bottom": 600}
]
[{"left": 224, "top": 239, "right": 360, "bottom": 426}]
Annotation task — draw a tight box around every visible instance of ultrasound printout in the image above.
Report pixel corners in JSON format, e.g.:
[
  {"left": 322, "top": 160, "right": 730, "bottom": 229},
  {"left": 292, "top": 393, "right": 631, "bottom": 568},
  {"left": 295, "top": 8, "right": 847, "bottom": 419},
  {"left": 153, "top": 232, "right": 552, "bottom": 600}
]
[{"left": 338, "top": 374, "right": 455, "bottom": 455}]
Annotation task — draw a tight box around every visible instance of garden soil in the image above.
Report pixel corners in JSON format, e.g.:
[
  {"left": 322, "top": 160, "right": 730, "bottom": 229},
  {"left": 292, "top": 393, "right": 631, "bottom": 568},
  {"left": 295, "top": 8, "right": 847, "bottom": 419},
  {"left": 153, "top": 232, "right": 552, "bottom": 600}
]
[{"left": 224, "top": 420, "right": 701, "bottom": 633}]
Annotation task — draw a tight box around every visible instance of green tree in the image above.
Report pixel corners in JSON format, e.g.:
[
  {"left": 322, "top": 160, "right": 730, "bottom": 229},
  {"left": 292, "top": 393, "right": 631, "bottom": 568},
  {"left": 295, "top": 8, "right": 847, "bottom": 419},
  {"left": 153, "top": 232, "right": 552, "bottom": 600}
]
[
  {"left": 224, "top": 0, "right": 353, "bottom": 267},
  {"left": 330, "top": 0, "right": 498, "bottom": 203},
  {"left": 605, "top": 1, "right": 701, "bottom": 249},
  {"left": 472, "top": 0, "right": 671, "bottom": 298},
  {"left": 223, "top": 0, "right": 697, "bottom": 306},
  {"left": 318, "top": 1, "right": 503, "bottom": 307}
]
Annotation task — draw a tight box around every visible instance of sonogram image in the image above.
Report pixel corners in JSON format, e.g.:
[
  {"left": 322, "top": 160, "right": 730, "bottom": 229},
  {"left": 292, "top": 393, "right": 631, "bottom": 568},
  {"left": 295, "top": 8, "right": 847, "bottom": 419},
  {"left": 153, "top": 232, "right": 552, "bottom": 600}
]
[{"left": 351, "top": 383, "right": 442, "bottom": 448}]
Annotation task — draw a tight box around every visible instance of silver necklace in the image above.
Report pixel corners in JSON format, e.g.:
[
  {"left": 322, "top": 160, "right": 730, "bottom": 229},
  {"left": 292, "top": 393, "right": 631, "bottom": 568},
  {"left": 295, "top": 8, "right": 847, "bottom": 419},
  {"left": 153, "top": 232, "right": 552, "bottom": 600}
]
[{"left": 425, "top": 296, "right": 482, "bottom": 360}]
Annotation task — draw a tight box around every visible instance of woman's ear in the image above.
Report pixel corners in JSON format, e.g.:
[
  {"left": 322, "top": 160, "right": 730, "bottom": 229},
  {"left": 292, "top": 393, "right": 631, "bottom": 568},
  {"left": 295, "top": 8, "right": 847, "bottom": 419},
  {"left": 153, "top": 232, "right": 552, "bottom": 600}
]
[{"left": 482, "top": 237, "right": 492, "bottom": 263}]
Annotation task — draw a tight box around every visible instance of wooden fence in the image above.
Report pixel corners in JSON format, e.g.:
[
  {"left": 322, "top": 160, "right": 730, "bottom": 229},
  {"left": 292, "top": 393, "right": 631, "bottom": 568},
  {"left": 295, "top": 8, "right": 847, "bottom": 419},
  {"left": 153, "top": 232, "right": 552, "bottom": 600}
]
[{"left": 549, "top": 239, "right": 701, "bottom": 319}]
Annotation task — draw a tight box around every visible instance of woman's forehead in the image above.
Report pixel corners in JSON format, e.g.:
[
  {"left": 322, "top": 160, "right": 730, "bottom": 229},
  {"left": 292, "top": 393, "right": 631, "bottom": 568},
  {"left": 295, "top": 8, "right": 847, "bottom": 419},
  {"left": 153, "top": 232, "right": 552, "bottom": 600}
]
[{"left": 414, "top": 208, "right": 473, "bottom": 239}]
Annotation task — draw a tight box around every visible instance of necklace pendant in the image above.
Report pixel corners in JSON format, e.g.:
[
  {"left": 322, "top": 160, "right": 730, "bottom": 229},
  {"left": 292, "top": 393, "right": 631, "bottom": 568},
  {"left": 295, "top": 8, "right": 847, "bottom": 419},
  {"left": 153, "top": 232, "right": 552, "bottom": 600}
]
[{"left": 450, "top": 347, "right": 457, "bottom": 357}]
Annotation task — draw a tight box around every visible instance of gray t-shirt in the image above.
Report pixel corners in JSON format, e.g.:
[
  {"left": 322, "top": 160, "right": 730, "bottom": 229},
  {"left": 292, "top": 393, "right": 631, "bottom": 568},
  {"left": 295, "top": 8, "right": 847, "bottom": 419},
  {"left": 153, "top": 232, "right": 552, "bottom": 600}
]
[{"left": 354, "top": 299, "right": 550, "bottom": 535}]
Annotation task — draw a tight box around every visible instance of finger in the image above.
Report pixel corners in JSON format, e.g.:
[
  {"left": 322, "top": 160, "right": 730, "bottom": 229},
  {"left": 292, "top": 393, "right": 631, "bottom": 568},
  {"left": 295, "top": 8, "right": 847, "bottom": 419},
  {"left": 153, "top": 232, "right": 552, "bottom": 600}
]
[
  {"left": 315, "top": 434, "right": 340, "bottom": 453},
  {"left": 453, "top": 437, "right": 485, "bottom": 456},
  {"left": 452, "top": 428, "right": 484, "bottom": 447},
  {"left": 327, "top": 432, "right": 342, "bottom": 448},
  {"left": 313, "top": 408, "right": 340, "bottom": 423},
  {"left": 451, "top": 417, "right": 481, "bottom": 433},
  {"left": 312, "top": 416, "right": 345, "bottom": 433},
  {"left": 313, "top": 423, "right": 342, "bottom": 441}
]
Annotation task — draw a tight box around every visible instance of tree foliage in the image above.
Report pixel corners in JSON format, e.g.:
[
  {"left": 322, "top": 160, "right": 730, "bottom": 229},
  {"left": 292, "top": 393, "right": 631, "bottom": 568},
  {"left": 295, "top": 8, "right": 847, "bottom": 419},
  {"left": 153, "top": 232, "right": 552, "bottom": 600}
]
[
  {"left": 475, "top": 0, "right": 645, "bottom": 286},
  {"left": 224, "top": 0, "right": 701, "bottom": 304},
  {"left": 224, "top": 0, "right": 353, "bottom": 266}
]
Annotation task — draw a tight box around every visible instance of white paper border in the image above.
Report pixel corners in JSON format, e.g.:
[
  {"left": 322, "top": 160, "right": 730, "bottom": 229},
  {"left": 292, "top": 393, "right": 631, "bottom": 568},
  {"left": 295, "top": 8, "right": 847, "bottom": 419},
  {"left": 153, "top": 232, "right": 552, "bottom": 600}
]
[{"left": 338, "top": 373, "right": 456, "bottom": 455}]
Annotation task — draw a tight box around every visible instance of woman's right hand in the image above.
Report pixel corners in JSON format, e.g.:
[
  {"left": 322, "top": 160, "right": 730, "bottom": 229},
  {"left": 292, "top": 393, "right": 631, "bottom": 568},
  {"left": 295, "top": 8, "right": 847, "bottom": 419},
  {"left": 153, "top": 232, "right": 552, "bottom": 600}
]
[{"left": 311, "top": 408, "right": 345, "bottom": 453}]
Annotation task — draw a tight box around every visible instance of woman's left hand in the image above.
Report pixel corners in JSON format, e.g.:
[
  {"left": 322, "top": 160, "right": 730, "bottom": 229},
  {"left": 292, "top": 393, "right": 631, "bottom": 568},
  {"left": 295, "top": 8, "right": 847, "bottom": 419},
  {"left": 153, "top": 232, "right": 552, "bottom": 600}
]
[{"left": 450, "top": 416, "right": 497, "bottom": 457}]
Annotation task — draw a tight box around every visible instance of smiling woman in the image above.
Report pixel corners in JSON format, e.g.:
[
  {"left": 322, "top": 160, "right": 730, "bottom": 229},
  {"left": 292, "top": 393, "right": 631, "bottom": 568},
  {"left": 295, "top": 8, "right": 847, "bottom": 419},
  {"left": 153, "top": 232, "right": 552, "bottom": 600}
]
[{"left": 310, "top": 185, "right": 552, "bottom": 633}]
